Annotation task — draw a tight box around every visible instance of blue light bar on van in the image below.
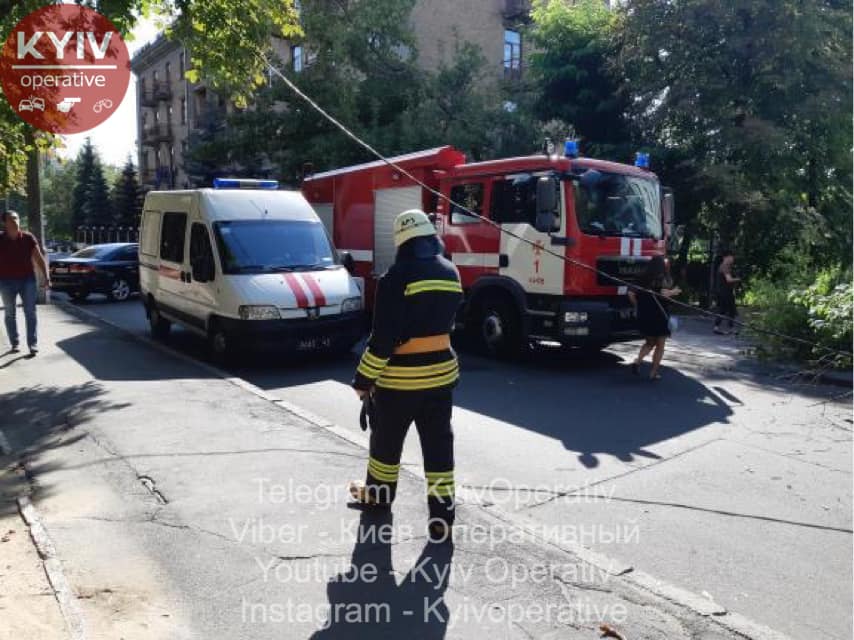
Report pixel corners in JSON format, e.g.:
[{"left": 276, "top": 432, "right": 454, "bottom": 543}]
[
  {"left": 213, "top": 178, "right": 279, "bottom": 190},
  {"left": 635, "top": 152, "right": 650, "bottom": 169}
]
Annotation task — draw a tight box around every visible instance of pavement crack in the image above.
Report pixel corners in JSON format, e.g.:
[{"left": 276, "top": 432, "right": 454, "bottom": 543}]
[
  {"left": 522, "top": 438, "right": 724, "bottom": 511},
  {"left": 728, "top": 438, "right": 852, "bottom": 475},
  {"left": 582, "top": 494, "right": 852, "bottom": 533},
  {"left": 149, "top": 516, "right": 239, "bottom": 544}
]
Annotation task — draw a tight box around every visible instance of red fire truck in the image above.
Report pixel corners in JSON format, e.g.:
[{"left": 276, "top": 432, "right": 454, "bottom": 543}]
[{"left": 302, "top": 143, "right": 674, "bottom": 356}]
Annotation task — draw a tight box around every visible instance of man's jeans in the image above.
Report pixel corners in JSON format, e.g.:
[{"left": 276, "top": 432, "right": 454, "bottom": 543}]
[{"left": 0, "top": 277, "right": 38, "bottom": 349}]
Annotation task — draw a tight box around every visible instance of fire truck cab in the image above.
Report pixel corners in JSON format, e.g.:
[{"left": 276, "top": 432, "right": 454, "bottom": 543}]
[{"left": 302, "top": 145, "right": 673, "bottom": 356}]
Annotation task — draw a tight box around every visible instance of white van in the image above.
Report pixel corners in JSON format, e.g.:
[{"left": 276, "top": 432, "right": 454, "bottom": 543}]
[{"left": 139, "top": 179, "right": 365, "bottom": 360}]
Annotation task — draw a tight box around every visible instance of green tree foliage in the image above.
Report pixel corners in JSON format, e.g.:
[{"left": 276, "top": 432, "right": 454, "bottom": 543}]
[
  {"left": 111, "top": 157, "right": 142, "bottom": 228},
  {"left": 71, "top": 139, "right": 112, "bottom": 231},
  {"left": 189, "top": 0, "right": 540, "bottom": 183},
  {"left": 527, "top": 0, "right": 630, "bottom": 156},
  {"left": 617, "top": 0, "right": 853, "bottom": 274},
  {"left": 1, "top": 0, "right": 301, "bottom": 238},
  {"left": 42, "top": 157, "right": 78, "bottom": 240}
]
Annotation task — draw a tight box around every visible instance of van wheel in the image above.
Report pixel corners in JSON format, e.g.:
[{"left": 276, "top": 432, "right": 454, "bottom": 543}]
[
  {"left": 148, "top": 300, "right": 171, "bottom": 340},
  {"left": 471, "top": 296, "right": 525, "bottom": 359},
  {"left": 109, "top": 278, "right": 131, "bottom": 302},
  {"left": 207, "top": 320, "right": 234, "bottom": 366}
]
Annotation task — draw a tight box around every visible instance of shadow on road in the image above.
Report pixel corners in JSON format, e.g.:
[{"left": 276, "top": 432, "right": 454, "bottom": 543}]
[
  {"left": 310, "top": 509, "right": 452, "bottom": 640},
  {"left": 0, "top": 381, "right": 130, "bottom": 518},
  {"left": 453, "top": 346, "right": 735, "bottom": 469}
]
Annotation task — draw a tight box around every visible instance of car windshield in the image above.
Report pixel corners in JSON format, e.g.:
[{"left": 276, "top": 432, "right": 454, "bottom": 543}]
[
  {"left": 213, "top": 219, "right": 338, "bottom": 274},
  {"left": 71, "top": 245, "right": 117, "bottom": 259},
  {"left": 574, "top": 171, "right": 662, "bottom": 239}
]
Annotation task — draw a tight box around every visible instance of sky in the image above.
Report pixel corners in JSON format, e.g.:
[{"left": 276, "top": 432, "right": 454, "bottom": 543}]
[{"left": 59, "top": 17, "right": 161, "bottom": 168}]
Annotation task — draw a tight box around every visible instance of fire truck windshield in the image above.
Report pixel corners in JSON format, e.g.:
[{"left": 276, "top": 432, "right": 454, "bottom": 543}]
[
  {"left": 574, "top": 170, "right": 662, "bottom": 239},
  {"left": 213, "top": 220, "right": 338, "bottom": 274}
]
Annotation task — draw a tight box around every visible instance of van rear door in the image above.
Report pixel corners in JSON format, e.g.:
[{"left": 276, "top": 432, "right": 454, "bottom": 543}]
[
  {"left": 156, "top": 210, "right": 195, "bottom": 325},
  {"left": 139, "top": 209, "right": 162, "bottom": 298}
]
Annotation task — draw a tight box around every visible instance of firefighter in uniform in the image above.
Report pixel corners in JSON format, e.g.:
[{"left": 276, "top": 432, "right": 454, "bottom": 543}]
[{"left": 349, "top": 209, "right": 462, "bottom": 540}]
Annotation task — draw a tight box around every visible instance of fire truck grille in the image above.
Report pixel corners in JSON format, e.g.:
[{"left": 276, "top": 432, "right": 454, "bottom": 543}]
[{"left": 596, "top": 256, "right": 651, "bottom": 287}]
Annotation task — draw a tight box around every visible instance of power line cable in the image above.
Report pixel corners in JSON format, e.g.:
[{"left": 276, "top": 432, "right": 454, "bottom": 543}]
[{"left": 258, "top": 52, "right": 852, "bottom": 360}]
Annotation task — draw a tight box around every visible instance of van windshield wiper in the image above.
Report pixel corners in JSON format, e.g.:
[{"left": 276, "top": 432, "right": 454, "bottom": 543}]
[{"left": 277, "top": 263, "right": 336, "bottom": 271}]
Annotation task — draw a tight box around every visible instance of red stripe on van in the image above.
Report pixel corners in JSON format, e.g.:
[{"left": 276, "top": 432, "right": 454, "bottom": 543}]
[
  {"left": 284, "top": 273, "right": 309, "bottom": 308},
  {"left": 301, "top": 274, "right": 327, "bottom": 307}
]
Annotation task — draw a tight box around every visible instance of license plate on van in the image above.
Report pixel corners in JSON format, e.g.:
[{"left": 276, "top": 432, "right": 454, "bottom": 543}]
[
  {"left": 53, "top": 267, "right": 68, "bottom": 274},
  {"left": 297, "top": 337, "right": 331, "bottom": 351}
]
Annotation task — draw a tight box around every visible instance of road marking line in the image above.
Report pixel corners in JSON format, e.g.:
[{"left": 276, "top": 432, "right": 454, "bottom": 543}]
[{"left": 52, "top": 301, "right": 794, "bottom": 640}]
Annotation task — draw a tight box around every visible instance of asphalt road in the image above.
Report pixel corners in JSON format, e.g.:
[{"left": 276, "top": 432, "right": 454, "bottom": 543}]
[{"left": 53, "top": 292, "right": 853, "bottom": 639}]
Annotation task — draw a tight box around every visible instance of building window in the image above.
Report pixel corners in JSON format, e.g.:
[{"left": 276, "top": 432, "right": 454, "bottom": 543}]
[
  {"left": 180, "top": 97, "right": 187, "bottom": 124},
  {"left": 168, "top": 105, "right": 174, "bottom": 123},
  {"left": 165, "top": 62, "right": 171, "bottom": 84},
  {"left": 292, "top": 45, "right": 303, "bottom": 73},
  {"left": 179, "top": 51, "right": 185, "bottom": 75},
  {"left": 153, "top": 70, "right": 159, "bottom": 83},
  {"left": 504, "top": 29, "right": 521, "bottom": 79}
]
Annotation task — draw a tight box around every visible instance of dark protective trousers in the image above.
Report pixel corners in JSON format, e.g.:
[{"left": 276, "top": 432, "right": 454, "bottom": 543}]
[{"left": 364, "top": 389, "right": 455, "bottom": 525}]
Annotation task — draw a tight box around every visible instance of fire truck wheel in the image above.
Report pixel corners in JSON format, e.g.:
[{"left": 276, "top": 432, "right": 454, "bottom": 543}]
[{"left": 473, "top": 296, "right": 524, "bottom": 359}]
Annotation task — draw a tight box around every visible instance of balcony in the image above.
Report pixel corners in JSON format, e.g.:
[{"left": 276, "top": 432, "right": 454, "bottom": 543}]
[
  {"left": 140, "top": 124, "right": 173, "bottom": 146},
  {"left": 141, "top": 166, "right": 175, "bottom": 189},
  {"left": 139, "top": 81, "right": 173, "bottom": 107}
]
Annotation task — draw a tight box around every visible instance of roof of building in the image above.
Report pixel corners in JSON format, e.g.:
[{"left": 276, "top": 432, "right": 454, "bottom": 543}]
[{"left": 131, "top": 34, "right": 183, "bottom": 73}]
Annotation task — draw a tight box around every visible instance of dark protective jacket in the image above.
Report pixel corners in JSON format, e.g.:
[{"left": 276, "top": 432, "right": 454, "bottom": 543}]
[{"left": 353, "top": 248, "right": 462, "bottom": 392}]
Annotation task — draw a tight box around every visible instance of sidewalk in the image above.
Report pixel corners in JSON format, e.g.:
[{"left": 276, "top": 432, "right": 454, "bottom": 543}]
[
  {"left": 0, "top": 452, "right": 67, "bottom": 640},
  {"left": 0, "top": 305, "right": 783, "bottom": 639}
]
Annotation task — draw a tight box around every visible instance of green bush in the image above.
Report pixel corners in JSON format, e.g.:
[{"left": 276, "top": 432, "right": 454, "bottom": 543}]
[{"left": 746, "top": 266, "right": 852, "bottom": 368}]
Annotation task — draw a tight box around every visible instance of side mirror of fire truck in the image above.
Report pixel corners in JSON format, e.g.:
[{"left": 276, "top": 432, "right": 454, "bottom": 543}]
[
  {"left": 340, "top": 251, "right": 356, "bottom": 274},
  {"left": 535, "top": 176, "right": 560, "bottom": 233}
]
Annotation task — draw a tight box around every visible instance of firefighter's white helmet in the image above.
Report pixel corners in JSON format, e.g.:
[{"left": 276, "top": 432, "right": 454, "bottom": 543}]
[{"left": 393, "top": 209, "right": 436, "bottom": 247}]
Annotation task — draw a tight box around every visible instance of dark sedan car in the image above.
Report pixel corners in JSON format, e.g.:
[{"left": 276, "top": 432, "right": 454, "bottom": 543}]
[{"left": 50, "top": 243, "right": 140, "bottom": 302}]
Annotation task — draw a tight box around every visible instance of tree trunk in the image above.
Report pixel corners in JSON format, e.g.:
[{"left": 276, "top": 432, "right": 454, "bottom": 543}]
[{"left": 24, "top": 127, "right": 43, "bottom": 250}]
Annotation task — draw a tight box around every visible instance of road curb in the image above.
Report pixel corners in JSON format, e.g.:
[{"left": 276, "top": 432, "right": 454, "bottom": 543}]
[
  {"left": 51, "top": 300, "right": 794, "bottom": 640},
  {"left": 0, "top": 423, "right": 87, "bottom": 640},
  {"left": 18, "top": 496, "right": 87, "bottom": 640}
]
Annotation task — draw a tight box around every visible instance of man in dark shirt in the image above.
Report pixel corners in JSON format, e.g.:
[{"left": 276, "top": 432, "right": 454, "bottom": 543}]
[{"left": 0, "top": 211, "right": 51, "bottom": 355}]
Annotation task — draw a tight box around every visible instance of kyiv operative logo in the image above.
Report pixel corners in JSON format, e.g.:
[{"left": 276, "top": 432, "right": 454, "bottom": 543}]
[{"left": 0, "top": 4, "right": 130, "bottom": 134}]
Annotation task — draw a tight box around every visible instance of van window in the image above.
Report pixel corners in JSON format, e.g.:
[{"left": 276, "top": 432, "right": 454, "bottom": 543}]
[
  {"left": 140, "top": 211, "right": 161, "bottom": 257},
  {"left": 449, "top": 183, "right": 484, "bottom": 225},
  {"left": 160, "top": 211, "right": 187, "bottom": 263},
  {"left": 190, "top": 223, "right": 214, "bottom": 272},
  {"left": 213, "top": 220, "right": 337, "bottom": 274}
]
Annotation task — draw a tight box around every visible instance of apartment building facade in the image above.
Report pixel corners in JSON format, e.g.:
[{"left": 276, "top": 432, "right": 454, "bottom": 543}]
[{"left": 131, "top": 0, "right": 531, "bottom": 191}]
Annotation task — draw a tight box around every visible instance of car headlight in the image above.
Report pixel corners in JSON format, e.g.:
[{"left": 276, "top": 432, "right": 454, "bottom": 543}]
[
  {"left": 564, "top": 311, "right": 588, "bottom": 323},
  {"left": 341, "top": 297, "right": 362, "bottom": 313},
  {"left": 239, "top": 305, "right": 281, "bottom": 320}
]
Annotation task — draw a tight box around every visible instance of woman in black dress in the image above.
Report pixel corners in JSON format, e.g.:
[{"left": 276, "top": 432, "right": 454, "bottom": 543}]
[{"left": 627, "top": 256, "right": 681, "bottom": 380}]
